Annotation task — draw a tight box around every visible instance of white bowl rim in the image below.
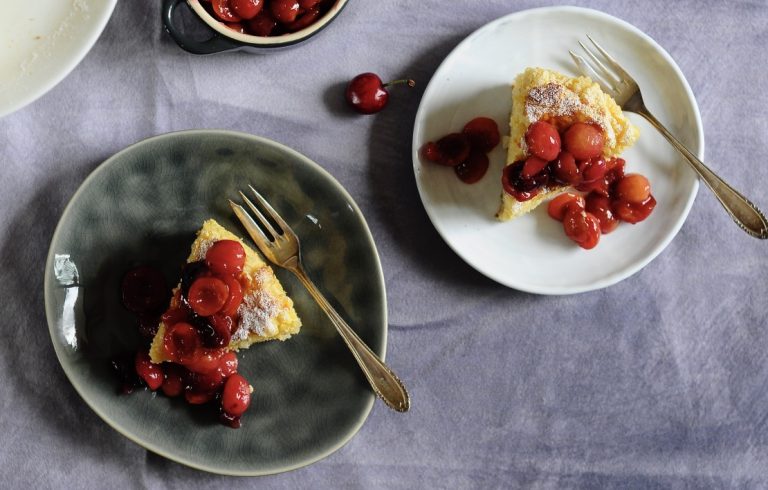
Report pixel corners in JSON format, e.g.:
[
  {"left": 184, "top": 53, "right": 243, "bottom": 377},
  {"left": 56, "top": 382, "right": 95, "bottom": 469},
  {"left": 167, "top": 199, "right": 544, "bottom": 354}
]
[{"left": 0, "top": 0, "right": 117, "bottom": 118}]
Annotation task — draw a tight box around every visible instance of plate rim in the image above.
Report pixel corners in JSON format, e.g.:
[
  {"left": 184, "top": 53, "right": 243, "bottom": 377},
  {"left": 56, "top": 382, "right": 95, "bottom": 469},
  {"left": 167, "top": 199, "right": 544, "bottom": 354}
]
[
  {"left": 44, "top": 129, "right": 388, "bottom": 476},
  {"left": 411, "top": 5, "right": 704, "bottom": 295},
  {"left": 0, "top": 0, "right": 118, "bottom": 118}
]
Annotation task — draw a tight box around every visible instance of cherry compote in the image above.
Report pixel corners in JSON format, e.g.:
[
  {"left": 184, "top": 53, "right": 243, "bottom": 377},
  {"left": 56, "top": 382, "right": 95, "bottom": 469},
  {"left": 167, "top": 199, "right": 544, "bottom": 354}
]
[
  {"left": 563, "top": 208, "right": 601, "bottom": 250},
  {"left": 545, "top": 157, "right": 655, "bottom": 248},
  {"left": 230, "top": 0, "right": 263, "bottom": 19},
  {"left": 499, "top": 119, "right": 655, "bottom": 249},
  {"left": 116, "top": 240, "right": 256, "bottom": 428},
  {"left": 547, "top": 192, "right": 584, "bottom": 221},
  {"left": 551, "top": 151, "right": 580, "bottom": 185},
  {"left": 121, "top": 266, "right": 168, "bottom": 315},
  {"left": 612, "top": 194, "right": 656, "bottom": 224},
  {"left": 422, "top": 116, "right": 500, "bottom": 184},
  {"left": 428, "top": 133, "right": 471, "bottom": 167},
  {"left": 462, "top": 117, "right": 501, "bottom": 153},
  {"left": 455, "top": 151, "right": 489, "bottom": 184},
  {"left": 205, "top": 0, "right": 333, "bottom": 36},
  {"left": 585, "top": 192, "right": 619, "bottom": 234}
]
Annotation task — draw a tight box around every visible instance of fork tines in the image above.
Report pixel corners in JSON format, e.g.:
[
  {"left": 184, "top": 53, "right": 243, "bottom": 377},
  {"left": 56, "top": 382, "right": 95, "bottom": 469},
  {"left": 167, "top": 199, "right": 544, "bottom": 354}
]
[
  {"left": 569, "top": 35, "right": 635, "bottom": 98},
  {"left": 230, "top": 185, "right": 287, "bottom": 242}
]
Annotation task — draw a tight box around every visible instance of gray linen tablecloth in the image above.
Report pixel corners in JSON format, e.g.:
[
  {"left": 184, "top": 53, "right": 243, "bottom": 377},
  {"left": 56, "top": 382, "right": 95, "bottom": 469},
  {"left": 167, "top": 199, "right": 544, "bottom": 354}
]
[{"left": 2, "top": 0, "right": 767, "bottom": 487}]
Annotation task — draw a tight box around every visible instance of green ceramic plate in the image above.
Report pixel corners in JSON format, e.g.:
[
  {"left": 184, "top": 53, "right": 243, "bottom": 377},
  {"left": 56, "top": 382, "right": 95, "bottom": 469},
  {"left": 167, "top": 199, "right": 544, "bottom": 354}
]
[{"left": 44, "top": 130, "right": 386, "bottom": 475}]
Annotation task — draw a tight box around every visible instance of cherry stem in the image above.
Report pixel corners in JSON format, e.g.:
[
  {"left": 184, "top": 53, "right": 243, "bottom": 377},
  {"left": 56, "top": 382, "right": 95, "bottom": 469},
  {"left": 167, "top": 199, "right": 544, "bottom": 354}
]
[{"left": 383, "top": 79, "right": 416, "bottom": 89}]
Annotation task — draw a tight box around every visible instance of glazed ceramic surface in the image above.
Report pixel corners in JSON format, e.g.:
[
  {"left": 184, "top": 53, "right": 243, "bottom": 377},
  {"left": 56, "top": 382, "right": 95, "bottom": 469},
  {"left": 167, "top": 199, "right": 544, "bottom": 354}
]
[
  {"left": 0, "top": 0, "right": 117, "bottom": 117},
  {"left": 412, "top": 6, "right": 703, "bottom": 295},
  {"left": 44, "top": 130, "right": 386, "bottom": 475}
]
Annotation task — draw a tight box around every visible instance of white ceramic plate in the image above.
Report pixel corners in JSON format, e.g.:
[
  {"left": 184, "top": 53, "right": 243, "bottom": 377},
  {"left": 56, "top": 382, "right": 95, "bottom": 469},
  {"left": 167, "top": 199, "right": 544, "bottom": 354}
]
[
  {"left": 0, "top": 0, "right": 117, "bottom": 118},
  {"left": 412, "top": 6, "right": 702, "bottom": 295}
]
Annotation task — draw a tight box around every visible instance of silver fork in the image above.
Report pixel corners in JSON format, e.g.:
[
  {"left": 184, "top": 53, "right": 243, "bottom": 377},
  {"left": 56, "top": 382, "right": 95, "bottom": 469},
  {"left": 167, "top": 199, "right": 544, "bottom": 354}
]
[
  {"left": 230, "top": 186, "right": 410, "bottom": 412},
  {"left": 570, "top": 36, "right": 768, "bottom": 239}
]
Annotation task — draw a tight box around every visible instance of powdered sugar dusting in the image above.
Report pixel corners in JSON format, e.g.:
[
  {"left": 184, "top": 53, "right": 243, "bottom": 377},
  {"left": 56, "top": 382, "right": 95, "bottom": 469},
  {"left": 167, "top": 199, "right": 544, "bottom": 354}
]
[
  {"left": 526, "top": 83, "right": 580, "bottom": 121},
  {"left": 232, "top": 268, "right": 281, "bottom": 340},
  {"left": 234, "top": 290, "right": 279, "bottom": 340}
]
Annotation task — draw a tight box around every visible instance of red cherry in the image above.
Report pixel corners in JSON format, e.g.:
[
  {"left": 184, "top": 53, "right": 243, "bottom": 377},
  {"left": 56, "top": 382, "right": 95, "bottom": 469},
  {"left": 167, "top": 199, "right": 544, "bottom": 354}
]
[
  {"left": 188, "top": 369, "right": 225, "bottom": 394},
  {"left": 161, "top": 364, "right": 186, "bottom": 397},
  {"left": 579, "top": 156, "right": 608, "bottom": 183},
  {"left": 605, "top": 157, "right": 626, "bottom": 184},
  {"left": 269, "top": 0, "right": 300, "bottom": 23},
  {"left": 421, "top": 142, "right": 441, "bottom": 162},
  {"left": 577, "top": 157, "right": 625, "bottom": 197},
  {"left": 225, "top": 22, "right": 245, "bottom": 33},
  {"left": 612, "top": 194, "right": 657, "bottom": 224},
  {"left": 435, "top": 133, "right": 471, "bottom": 167},
  {"left": 163, "top": 322, "right": 201, "bottom": 364},
  {"left": 428, "top": 133, "right": 472, "bottom": 167},
  {"left": 517, "top": 157, "right": 550, "bottom": 191},
  {"left": 501, "top": 164, "right": 518, "bottom": 196},
  {"left": 521, "top": 156, "right": 549, "bottom": 179},
  {"left": 298, "top": 0, "right": 320, "bottom": 7},
  {"left": 614, "top": 174, "right": 651, "bottom": 204},
  {"left": 185, "top": 390, "right": 215, "bottom": 405},
  {"left": 121, "top": 266, "right": 168, "bottom": 315},
  {"left": 547, "top": 193, "right": 585, "bottom": 221},
  {"left": 245, "top": 10, "right": 278, "bottom": 36},
  {"left": 212, "top": 0, "right": 241, "bottom": 22},
  {"left": 550, "top": 151, "right": 581, "bottom": 185},
  {"left": 222, "top": 374, "right": 252, "bottom": 417},
  {"left": 194, "top": 315, "right": 229, "bottom": 349},
  {"left": 134, "top": 350, "right": 163, "bottom": 391},
  {"left": 161, "top": 307, "right": 188, "bottom": 328},
  {"left": 579, "top": 213, "right": 601, "bottom": 249},
  {"left": 563, "top": 122, "right": 604, "bottom": 160},
  {"left": 285, "top": 6, "right": 322, "bottom": 32},
  {"left": 184, "top": 348, "right": 224, "bottom": 374},
  {"left": 220, "top": 276, "right": 243, "bottom": 316},
  {"left": 219, "top": 352, "right": 239, "bottom": 377},
  {"left": 161, "top": 375, "right": 184, "bottom": 397},
  {"left": 585, "top": 192, "right": 619, "bottom": 233},
  {"left": 188, "top": 277, "right": 229, "bottom": 317},
  {"left": 454, "top": 151, "right": 489, "bottom": 184},
  {"left": 462, "top": 117, "right": 501, "bottom": 153},
  {"left": 576, "top": 176, "right": 608, "bottom": 196},
  {"left": 525, "top": 121, "right": 561, "bottom": 161},
  {"left": 345, "top": 73, "right": 415, "bottom": 115},
  {"left": 205, "top": 240, "right": 245, "bottom": 277},
  {"left": 501, "top": 161, "right": 544, "bottom": 202},
  {"left": 203, "top": 314, "right": 233, "bottom": 348},
  {"left": 563, "top": 209, "right": 601, "bottom": 249},
  {"left": 230, "top": 0, "right": 262, "bottom": 19}
]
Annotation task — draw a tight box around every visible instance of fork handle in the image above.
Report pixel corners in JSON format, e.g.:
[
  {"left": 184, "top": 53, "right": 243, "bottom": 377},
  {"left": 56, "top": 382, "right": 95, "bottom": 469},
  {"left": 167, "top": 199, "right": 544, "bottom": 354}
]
[
  {"left": 638, "top": 109, "right": 768, "bottom": 239},
  {"left": 289, "top": 262, "right": 410, "bottom": 412}
]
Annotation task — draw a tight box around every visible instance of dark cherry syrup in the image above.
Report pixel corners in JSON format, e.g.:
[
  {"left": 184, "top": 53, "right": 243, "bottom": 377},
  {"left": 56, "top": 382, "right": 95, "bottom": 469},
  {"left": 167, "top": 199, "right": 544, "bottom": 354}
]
[{"left": 116, "top": 239, "right": 255, "bottom": 428}]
